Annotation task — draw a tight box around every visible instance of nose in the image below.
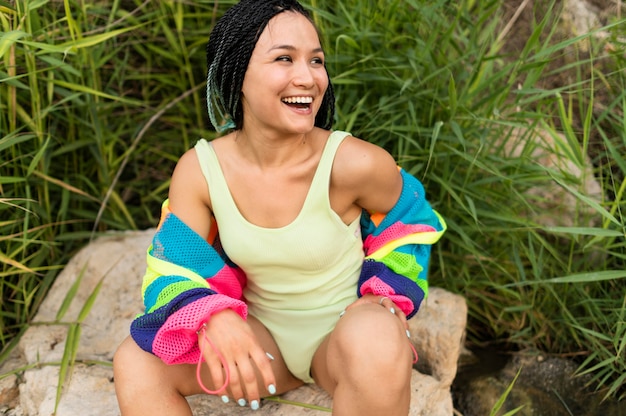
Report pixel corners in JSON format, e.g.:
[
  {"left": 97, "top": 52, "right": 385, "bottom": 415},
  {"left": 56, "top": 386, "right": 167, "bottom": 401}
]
[{"left": 292, "top": 60, "right": 315, "bottom": 87}]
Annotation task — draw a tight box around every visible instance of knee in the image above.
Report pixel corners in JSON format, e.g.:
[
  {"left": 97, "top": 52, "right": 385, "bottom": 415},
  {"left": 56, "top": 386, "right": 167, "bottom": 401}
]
[
  {"left": 113, "top": 337, "right": 176, "bottom": 402},
  {"left": 329, "top": 304, "right": 412, "bottom": 384},
  {"left": 334, "top": 304, "right": 410, "bottom": 359},
  {"left": 113, "top": 337, "right": 137, "bottom": 376},
  {"left": 113, "top": 336, "right": 162, "bottom": 392},
  {"left": 113, "top": 337, "right": 140, "bottom": 388}
]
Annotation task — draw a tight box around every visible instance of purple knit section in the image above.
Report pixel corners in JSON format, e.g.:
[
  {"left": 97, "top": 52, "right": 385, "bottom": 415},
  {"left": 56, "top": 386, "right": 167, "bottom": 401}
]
[
  {"left": 130, "top": 287, "right": 215, "bottom": 353},
  {"left": 358, "top": 260, "right": 425, "bottom": 319}
]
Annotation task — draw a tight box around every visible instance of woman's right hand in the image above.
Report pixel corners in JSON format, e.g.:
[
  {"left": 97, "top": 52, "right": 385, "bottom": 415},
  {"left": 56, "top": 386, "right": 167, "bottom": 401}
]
[{"left": 198, "top": 308, "right": 276, "bottom": 408}]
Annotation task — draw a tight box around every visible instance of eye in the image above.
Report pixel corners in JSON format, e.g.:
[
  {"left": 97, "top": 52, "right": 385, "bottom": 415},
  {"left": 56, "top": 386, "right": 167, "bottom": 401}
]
[
  {"left": 311, "top": 57, "right": 324, "bottom": 65},
  {"left": 276, "top": 55, "right": 292, "bottom": 62}
]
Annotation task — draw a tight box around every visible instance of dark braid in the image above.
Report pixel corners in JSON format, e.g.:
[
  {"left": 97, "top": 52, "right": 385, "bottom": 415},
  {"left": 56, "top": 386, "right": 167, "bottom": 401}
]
[{"left": 206, "top": 0, "right": 335, "bottom": 132}]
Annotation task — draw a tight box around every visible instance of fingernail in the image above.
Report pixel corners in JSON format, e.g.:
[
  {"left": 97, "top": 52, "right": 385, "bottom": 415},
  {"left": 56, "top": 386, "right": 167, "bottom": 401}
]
[
  {"left": 268, "top": 384, "right": 276, "bottom": 395},
  {"left": 339, "top": 310, "right": 346, "bottom": 318},
  {"left": 266, "top": 352, "right": 275, "bottom": 361},
  {"left": 406, "top": 329, "right": 411, "bottom": 338},
  {"left": 390, "top": 307, "right": 396, "bottom": 315},
  {"left": 251, "top": 400, "right": 260, "bottom": 410},
  {"left": 238, "top": 398, "right": 247, "bottom": 407},
  {"left": 221, "top": 395, "right": 229, "bottom": 403}
]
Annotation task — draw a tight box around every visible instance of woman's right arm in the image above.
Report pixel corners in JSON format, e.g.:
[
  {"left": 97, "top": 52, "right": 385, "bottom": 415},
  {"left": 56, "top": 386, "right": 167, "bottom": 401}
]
[
  {"left": 129, "top": 147, "right": 275, "bottom": 402},
  {"left": 129, "top": 148, "right": 249, "bottom": 365},
  {"left": 168, "top": 148, "right": 214, "bottom": 239}
]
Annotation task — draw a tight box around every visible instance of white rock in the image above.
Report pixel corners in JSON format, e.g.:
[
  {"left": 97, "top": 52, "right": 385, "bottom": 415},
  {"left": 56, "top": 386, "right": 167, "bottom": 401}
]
[
  {"left": 3, "top": 229, "right": 467, "bottom": 415},
  {"left": 495, "top": 125, "right": 603, "bottom": 228},
  {"left": 410, "top": 287, "right": 467, "bottom": 387}
]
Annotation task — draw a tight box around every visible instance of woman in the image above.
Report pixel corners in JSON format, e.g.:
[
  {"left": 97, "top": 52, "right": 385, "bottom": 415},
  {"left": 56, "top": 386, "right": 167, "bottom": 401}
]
[{"left": 113, "top": 0, "right": 445, "bottom": 415}]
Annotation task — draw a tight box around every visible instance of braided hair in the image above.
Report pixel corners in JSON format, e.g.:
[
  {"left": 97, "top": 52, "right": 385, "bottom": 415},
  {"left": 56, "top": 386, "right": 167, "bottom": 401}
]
[{"left": 206, "top": 0, "right": 335, "bottom": 133}]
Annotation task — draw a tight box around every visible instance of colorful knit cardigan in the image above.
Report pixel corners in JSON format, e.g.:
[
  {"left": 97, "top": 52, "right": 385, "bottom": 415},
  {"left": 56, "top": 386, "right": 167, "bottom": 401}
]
[{"left": 130, "top": 168, "right": 446, "bottom": 365}]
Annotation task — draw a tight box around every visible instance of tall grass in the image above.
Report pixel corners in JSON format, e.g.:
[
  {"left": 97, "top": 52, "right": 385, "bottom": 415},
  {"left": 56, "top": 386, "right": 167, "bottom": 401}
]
[
  {"left": 1, "top": 0, "right": 625, "bottom": 401},
  {"left": 0, "top": 0, "right": 218, "bottom": 352},
  {"left": 314, "top": 0, "right": 626, "bottom": 399}
]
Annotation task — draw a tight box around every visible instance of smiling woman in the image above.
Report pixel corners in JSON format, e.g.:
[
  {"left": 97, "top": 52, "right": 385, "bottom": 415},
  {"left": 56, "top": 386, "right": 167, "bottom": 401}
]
[
  {"left": 204, "top": 0, "right": 334, "bottom": 134},
  {"left": 112, "top": 1, "right": 446, "bottom": 415},
  {"left": 239, "top": 12, "right": 329, "bottom": 136}
]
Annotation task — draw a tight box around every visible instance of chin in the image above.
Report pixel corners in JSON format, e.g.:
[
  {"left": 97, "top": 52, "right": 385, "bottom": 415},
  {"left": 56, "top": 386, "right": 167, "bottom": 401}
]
[
  {"left": 293, "top": 125, "right": 316, "bottom": 135},
  {"left": 284, "top": 120, "right": 316, "bottom": 134}
]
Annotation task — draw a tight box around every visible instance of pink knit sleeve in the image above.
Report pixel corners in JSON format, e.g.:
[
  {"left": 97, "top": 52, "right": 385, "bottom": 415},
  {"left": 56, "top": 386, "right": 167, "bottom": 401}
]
[
  {"left": 152, "top": 294, "right": 248, "bottom": 365},
  {"left": 359, "top": 276, "right": 414, "bottom": 316}
]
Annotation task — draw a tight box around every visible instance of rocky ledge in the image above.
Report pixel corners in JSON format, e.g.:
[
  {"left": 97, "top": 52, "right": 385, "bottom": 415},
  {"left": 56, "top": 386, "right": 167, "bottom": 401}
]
[{"left": 0, "top": 229, "right": 467, "bottom": 416}]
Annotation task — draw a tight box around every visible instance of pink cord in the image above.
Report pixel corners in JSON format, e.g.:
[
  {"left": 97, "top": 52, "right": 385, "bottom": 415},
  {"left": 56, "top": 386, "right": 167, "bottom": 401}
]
[{"left": 196, "top": 325, "right": 230, "bottom": 395}]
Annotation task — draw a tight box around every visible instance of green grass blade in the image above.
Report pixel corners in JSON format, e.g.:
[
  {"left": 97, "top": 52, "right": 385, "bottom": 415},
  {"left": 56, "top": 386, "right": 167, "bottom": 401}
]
[
  {"left": 55, "top": 264, "right": 87, "bottom": 322},
  {"left": 508, "top": 270, "right": 626, "bottom": 286},
  {"left": 264, "top": 396, "right": 331, "bottom": 412},
  {"left": 490, "top": 367, "right": 523, "bottom": 416},
  {"left": 76, "top": 276, "right": 105, "bottom": 323},
  {"left": 55, "top": 323, "right": 81, "bottom": 414}
]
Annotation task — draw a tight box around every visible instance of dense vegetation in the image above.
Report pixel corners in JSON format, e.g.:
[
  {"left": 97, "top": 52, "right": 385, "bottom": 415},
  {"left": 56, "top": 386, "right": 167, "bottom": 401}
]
[{"left": 1, "top": 0, "right": 625, "bottom": 401}]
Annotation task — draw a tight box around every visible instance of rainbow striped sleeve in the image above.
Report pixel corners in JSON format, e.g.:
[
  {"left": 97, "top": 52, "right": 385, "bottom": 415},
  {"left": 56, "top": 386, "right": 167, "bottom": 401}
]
[
  {"left": 358, "top": 168, "right": 446, "bottom": 319},
  {"left": 130, "top": 200, "right": 247, "bottom": 364}
]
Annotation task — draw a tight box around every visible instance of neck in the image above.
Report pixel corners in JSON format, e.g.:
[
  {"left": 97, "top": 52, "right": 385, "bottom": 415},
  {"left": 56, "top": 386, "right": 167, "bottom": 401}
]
[{"left": 235, "top": 128, "right": 311, "bottom": 168}]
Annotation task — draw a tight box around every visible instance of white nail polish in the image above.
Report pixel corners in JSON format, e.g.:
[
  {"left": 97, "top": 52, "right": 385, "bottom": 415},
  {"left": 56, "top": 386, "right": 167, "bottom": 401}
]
[
  {"left": 221, "top": 395, "right": 229, "bottom": 403},
  {"left": 238, "top": 398, "right": 247, "bottom": 407},
  {"left": 266, "top": 352, "right": 275, "bottom": 361},
  {"left": 251, "top": 400, "right": 260, "bottom": 410},
  {"left": 390, "top": 307, "right": 396, "bottom": 315},
  {"left": 406, "top": 329, "right": 411, "bottom": 338},
  {"left": 268, "top": 384, "right": 277, "bottom": 395},
  {"left": 339, "top": 310, "right": 346, "bottom": 317}
]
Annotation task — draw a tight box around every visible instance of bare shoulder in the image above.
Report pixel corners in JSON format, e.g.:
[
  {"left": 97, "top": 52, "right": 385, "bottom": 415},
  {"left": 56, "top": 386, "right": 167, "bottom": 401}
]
[
  {"left": 170, "top": 147, "right": 206, "bottom": 195},
  {"left": 333, "top": 134, "right": 402, "bottom": 213},
  {"left": 334, "top": 135, "right": 395, "bottom": 173},
  {"left": 168, "top": 146, "right": 213, "bottom": 236}
]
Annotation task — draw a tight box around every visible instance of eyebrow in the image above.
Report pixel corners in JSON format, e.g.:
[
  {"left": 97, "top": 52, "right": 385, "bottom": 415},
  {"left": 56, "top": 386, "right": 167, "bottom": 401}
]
[{"left": 268, "top": 45, "right": 324, "bottom": 53}]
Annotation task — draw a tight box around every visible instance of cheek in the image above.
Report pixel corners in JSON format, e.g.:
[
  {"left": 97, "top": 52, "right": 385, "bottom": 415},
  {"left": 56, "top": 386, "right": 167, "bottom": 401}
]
[
  {"left": 242, "top": 70, "right": 286, "bottom": 98},
  {"left": 316, "top": 70, "right": 329, "bottom": 92},
  {"left": 320, "top": 78, "right": 329, "bottom": 93},
  {"left": 317, "top": 74, "right": 329, "bottom": 102}
]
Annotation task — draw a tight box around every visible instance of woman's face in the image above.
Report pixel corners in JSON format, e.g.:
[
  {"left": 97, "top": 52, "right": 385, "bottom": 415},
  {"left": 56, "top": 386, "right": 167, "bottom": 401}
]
[{"left": 240, "top": 12, "right": 328, "bottom": 135}]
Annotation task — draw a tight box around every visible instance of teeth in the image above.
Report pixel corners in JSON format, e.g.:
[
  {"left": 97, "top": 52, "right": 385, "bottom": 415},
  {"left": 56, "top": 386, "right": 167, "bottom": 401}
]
[{"left": 282, "top": 96, "right": 313, "bottom": 104}]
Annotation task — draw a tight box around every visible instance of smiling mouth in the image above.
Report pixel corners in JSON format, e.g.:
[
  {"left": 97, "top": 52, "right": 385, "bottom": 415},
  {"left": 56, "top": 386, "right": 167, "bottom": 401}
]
[{"left": 282, "top": 96, "right": 313, "bottom": 109}]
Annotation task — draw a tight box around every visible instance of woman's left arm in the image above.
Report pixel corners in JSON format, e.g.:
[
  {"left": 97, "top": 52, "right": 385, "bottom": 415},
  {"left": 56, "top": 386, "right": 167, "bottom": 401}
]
[
  {"left": 339, "top": 137, "right": 446, "bottom": 319},
  {"left": 359, "top": 168, "right": 446, "bottom": 319}
]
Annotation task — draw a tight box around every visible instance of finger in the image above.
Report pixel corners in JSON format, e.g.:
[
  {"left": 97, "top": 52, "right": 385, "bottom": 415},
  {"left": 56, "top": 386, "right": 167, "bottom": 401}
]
[
  {"left": 378, "top": 296, "right": 396, "bottom": 315},
  {"left": 236, "top": 358, "right": 261, "bottom": 410},
  {"left": 198, "top": 333, "right": 228, "bottom": 395},
  {"left": 396, "top": 307, "right": 409, "bottom": 330},
  {"left": 250, "top": 348, "right": 277, "bottom": 396},
  {"left": 207, "top": 358, "right": 228, "bottom": 395},
  {"left": 226, "top": 361, "right": 246, "bottom": 406},
  {"left": 379, "top": 297, "right": 409, "bottom": 330}
]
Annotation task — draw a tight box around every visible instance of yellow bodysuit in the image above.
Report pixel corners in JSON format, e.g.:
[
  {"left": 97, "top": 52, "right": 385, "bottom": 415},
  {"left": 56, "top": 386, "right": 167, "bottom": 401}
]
[{"left": 194, "top": 130, "right": 363, "bottom": 382}]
